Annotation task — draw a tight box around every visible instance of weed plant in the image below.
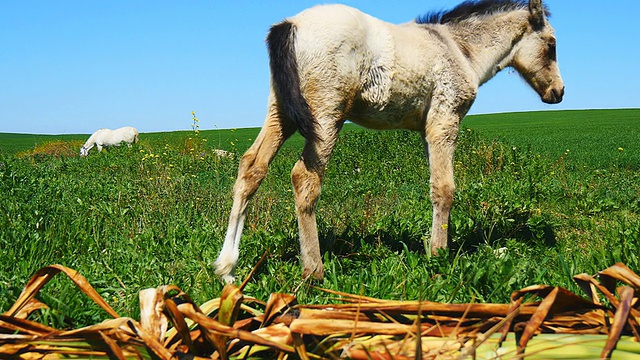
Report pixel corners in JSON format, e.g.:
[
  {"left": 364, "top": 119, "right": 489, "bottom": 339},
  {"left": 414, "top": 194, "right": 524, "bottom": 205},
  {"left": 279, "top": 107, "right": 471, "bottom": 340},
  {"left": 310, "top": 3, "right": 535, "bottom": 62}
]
[{"left": 0, "top": 110, "right": 639, "bottom": 328}]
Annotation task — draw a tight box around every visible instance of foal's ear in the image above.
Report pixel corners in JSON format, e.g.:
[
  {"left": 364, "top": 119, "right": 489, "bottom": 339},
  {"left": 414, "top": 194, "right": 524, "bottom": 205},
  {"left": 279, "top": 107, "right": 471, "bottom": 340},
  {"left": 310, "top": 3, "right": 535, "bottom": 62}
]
[{"left": 528, "top": 0, "right": 545, "bottom": 28}]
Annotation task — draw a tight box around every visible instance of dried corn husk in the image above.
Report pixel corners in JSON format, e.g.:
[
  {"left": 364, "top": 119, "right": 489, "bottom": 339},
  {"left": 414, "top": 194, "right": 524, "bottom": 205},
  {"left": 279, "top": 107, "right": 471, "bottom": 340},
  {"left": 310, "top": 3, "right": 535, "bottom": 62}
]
[{"left": 2, "top": 263, "right": 640, "bottom": 359}]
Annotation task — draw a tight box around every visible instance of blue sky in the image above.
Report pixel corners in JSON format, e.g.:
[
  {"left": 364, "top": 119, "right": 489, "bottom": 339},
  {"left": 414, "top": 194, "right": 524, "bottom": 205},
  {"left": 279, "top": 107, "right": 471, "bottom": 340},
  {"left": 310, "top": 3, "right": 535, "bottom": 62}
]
[{"left": 1, "top": 1, "right": 638, "bottom": 134}]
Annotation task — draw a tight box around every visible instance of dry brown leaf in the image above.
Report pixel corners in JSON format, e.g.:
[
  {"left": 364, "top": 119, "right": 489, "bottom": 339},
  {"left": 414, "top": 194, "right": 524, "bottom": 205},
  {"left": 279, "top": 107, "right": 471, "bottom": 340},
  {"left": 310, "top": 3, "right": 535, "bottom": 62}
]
[{"left": 2, "top": 263, "right": 640, "bottom": 359}]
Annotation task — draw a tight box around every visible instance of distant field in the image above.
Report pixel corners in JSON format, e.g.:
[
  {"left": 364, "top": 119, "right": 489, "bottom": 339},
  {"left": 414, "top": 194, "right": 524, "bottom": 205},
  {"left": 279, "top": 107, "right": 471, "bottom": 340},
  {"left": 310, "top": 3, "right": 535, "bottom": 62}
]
[
  {"left": 0, "top": 133, "right": 87, "bottom": 155},
  {"left": 0, "top": 128, "right": 305, "bottom": 157},
  {"left": 1, "top": 109, "right": 639, "bottom": 328},
  {"left": 463, "top": 109, "right": 640, "bottom": 169},
  {"left": 3, "top": 109, "right": 638, "bottom": 164}
]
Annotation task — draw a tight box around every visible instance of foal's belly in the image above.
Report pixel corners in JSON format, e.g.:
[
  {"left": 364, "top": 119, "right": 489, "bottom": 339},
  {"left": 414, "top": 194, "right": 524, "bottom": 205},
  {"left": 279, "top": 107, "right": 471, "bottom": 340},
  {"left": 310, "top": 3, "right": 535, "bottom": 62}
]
[{"left": 348, "top": 98, "right": 426, "bottom": 131}]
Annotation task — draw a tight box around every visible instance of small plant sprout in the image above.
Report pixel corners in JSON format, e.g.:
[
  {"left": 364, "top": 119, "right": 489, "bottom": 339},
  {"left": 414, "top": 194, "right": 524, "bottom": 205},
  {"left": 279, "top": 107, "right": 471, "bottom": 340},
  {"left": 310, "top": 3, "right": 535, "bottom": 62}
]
[
  {"left": 188, "top": 111, "right": 208, "bottom": 158},
  {"left": 191, "top": 111, "right": 200, "bottom": 135}
]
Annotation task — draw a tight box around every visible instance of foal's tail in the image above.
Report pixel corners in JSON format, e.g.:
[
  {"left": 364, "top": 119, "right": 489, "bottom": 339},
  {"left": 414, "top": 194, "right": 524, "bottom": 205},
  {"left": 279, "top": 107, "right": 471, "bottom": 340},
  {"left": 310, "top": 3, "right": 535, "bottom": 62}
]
[{"left": 267, "top": 21, "right": 316, "bottom": 141}]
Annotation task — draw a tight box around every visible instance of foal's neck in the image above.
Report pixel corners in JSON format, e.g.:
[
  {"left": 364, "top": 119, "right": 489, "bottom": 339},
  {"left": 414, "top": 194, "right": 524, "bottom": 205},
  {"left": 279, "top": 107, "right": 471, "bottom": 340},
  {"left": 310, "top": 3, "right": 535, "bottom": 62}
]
[{"left": 447, "top": 10, "right": 529, "bottom": 85}]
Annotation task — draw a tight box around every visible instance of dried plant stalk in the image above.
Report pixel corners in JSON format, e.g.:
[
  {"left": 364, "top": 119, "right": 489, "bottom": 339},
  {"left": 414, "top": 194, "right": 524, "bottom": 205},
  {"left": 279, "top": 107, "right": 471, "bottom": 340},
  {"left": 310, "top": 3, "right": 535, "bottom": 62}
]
[{"left": 2, "top": 262, "right": 640, "bottom": 359}]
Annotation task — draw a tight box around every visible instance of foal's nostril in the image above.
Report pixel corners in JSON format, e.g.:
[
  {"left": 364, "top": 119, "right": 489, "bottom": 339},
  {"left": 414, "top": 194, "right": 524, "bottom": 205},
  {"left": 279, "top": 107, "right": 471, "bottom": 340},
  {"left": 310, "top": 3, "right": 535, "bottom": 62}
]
[{"left": 552, "top": 86, "right": 564, "bottom": 101}]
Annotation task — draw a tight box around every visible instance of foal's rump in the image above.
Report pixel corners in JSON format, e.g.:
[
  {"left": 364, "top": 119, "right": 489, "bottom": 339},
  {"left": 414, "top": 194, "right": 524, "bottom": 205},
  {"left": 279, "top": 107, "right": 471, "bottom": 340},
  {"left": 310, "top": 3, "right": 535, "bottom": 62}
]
[{"left": 285, "top": 5, "right": 396, "bottom": 115}]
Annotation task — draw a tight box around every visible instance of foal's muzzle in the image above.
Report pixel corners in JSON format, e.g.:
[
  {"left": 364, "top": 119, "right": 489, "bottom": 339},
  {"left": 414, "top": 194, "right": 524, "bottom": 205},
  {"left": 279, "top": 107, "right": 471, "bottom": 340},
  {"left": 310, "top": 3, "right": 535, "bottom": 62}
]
[{"left": 542, "top": 83, "right": 565, "bottom": 104}]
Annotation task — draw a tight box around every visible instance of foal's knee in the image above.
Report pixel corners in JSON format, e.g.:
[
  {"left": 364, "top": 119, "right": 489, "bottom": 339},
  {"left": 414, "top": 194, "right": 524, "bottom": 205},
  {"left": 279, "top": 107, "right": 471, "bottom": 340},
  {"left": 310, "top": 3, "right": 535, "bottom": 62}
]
[
  {"left": 234, "top": 151, "right": 268, "bottom": 197},
  {"left": 431, "top": 180, "right": 455, "bottom": 209}
]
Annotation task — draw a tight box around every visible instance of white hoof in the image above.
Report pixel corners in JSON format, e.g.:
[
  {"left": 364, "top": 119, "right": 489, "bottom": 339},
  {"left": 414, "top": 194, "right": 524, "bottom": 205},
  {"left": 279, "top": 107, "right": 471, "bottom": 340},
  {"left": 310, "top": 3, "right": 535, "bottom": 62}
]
[
  {"left": 221, "top": 274, "right": 236, "bottom": 284},
  {"left": 214, "top": 257, "right": 236, "bottom": 284}
]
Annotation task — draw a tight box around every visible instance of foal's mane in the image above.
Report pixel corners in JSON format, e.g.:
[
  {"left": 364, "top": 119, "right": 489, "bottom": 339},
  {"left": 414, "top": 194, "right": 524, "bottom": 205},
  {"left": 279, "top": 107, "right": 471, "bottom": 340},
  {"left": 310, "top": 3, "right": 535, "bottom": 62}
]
[{"left": 416, "top": 0, "right": 549, "bottom": 25}]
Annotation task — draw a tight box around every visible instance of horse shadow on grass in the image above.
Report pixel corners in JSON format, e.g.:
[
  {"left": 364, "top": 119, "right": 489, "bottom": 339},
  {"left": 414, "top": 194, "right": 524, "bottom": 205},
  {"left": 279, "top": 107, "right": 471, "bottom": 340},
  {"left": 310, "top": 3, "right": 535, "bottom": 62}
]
[
  {"left": 448, "top": 221, "right": 557, "bottom": 255},
  {"left": 259, "top": 219, "right": 556, "bottom": 277},
  {"left": 321, "top": 226, "right": 426, "bottom": 256},
  {"left": 318, "top": 220, "right": 556, "bottom": 259},
  {"left": 271, "top": 225, "right": 426, "bottom": 267}
]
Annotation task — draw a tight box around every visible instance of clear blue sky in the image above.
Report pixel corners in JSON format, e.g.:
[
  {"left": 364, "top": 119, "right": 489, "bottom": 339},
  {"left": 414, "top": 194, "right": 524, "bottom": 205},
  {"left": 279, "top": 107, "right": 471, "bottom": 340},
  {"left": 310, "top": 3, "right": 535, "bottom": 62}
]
[{"left": 1, "top": 1, "right": 638, "bottom": 134}]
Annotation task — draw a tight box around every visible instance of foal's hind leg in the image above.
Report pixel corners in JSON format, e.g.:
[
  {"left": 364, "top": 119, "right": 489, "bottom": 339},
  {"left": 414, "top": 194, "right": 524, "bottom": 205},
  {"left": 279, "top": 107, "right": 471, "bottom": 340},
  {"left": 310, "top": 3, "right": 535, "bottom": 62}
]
[
  {"left": 423, "top": 113, "right": 460, "bottom": 254},
  {"left": 291, "top": 122, "right": 342, "bottom": 280},
  {"left": 215, "top": 105, "right": 295, "bottom": 283}
]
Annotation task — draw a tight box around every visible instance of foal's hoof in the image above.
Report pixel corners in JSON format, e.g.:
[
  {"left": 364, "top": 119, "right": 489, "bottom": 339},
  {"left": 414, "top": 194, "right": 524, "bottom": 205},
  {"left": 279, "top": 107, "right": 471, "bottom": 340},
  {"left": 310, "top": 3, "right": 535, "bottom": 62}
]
[
  {"left": 220, "top": 274, "right": 236, "bottom": 284},
  {"left": 214, "top": 259, "right": 236, "bottom": 284},
  {"left": 430, "top": 246, "right": 448, "bottom": 256},
  {"left": 303, "top": 264, "right": 324, "bottom": 282}
]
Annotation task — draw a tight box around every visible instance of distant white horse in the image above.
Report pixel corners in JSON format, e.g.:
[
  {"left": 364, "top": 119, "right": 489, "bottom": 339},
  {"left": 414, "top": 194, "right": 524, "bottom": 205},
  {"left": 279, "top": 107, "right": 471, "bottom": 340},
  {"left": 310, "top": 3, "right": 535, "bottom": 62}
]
[
  {"left": 80, "top": 126, "right": 139, "bottom": 156},
  {"left": 215, "top": 0, "right": 564, "bottom": 282}
]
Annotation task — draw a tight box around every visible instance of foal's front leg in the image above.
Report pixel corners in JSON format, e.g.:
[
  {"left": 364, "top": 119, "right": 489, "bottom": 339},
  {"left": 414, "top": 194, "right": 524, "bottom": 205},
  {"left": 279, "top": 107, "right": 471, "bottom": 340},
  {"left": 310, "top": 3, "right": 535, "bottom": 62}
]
[{"left": 424, "top": 117, "right": 459, "bottom": 253}]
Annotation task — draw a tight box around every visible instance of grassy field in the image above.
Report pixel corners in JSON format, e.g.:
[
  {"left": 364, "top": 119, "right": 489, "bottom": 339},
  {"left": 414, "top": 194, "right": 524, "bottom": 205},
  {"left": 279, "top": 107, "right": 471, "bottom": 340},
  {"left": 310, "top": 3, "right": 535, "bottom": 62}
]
[
  {"left": 1, "top": 109, "right": 639, "bottom": 328},
  {"left": 464, "top": 109, "right": 640, "bottom": 169}
]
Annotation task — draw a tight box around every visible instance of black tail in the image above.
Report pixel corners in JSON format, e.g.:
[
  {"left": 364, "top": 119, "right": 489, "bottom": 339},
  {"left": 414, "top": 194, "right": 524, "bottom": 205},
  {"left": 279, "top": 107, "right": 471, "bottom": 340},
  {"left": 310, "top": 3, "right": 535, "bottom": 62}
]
[{"left": 267, "top": 21, "right": 316, "bottom": 141}]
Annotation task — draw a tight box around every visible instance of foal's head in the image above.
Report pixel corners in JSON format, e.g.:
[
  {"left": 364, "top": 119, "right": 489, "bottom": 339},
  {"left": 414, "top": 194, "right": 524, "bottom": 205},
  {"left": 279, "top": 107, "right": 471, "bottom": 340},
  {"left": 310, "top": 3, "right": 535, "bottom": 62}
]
[{"left": 511, "top": 0, "right": 564, "bottom": 104}]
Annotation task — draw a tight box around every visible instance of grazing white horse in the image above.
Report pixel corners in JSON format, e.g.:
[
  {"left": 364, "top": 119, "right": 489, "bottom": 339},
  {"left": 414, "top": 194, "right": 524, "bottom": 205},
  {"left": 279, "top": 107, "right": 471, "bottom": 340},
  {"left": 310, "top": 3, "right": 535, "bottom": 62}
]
[
  {"left": 215, "top": 0, "right": 564, "bottom": 282},
  {"left": 80, "top": 126, "right": 139, "bottom": 156}
]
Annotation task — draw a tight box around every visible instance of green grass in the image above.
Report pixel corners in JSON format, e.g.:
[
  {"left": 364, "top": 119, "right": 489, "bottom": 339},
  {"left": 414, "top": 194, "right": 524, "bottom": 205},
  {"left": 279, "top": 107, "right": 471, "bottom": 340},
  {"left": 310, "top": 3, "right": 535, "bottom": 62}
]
[
  {"left": 463, "top": 109, "right": 640, "bottom": 169},
  {"left": 1, "top": 109, "right": 639, "bottom": 328}
]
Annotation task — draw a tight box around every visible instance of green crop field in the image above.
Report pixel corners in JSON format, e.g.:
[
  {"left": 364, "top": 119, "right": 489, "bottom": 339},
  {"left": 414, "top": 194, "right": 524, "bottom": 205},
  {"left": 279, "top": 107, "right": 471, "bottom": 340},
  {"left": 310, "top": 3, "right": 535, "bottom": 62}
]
[
  {"left": 463, "top": 109, "right": 640, "bottom": 169},
  {"left": 1, "top": 109, "right": 639, "bottom": 328}
]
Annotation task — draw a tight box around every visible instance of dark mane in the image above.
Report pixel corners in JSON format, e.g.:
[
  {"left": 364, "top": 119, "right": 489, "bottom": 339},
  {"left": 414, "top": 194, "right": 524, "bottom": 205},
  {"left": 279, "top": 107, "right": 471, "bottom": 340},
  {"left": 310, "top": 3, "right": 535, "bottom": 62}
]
[{"left": 416, "top": 0, "right": 549, "bottom": 24}]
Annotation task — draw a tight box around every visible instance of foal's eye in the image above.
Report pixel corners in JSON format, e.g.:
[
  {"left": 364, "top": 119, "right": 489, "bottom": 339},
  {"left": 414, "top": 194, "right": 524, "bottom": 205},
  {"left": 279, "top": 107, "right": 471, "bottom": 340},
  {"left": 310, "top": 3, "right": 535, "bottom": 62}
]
[{"left": 547, "top": 41, "right": 557, "bottom": 60}]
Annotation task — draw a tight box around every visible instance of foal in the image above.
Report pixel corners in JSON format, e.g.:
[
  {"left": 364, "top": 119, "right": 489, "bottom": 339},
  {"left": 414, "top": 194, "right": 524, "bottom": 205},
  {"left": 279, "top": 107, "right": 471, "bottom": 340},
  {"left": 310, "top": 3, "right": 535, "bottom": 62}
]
[{"left": 216, "top": 0, "right": 564, "bottom": 282}]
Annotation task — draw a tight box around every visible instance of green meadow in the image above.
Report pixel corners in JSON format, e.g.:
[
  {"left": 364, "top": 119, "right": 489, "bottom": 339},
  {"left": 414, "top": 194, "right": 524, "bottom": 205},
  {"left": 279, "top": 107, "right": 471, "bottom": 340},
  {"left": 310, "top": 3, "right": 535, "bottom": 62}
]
[
  {"left": 1, "top": 109, "right": 639, "bottom": 327},
  {"left": 464, "top": 109, "right": 640, "bottom": 168}
]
